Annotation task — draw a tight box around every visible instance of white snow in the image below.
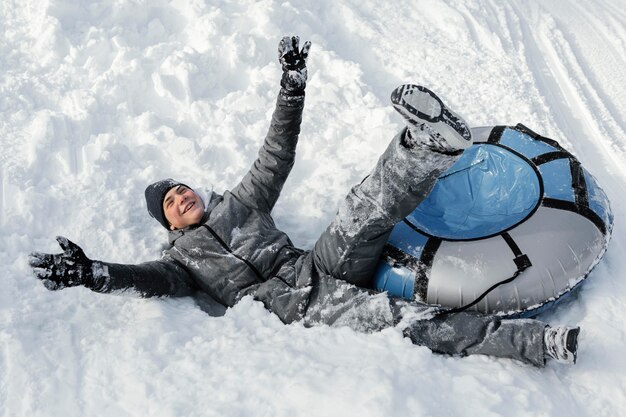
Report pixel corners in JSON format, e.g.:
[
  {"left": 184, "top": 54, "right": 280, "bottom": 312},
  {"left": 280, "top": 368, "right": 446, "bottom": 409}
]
[{"left": 2, "top": 0, "right": 626, "bottom": 416}]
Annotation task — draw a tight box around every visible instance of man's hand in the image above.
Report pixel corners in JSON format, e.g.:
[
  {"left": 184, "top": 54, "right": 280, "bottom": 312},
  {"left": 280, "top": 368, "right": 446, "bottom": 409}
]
[
  {"left": 29, "top": 236, "right": 95, "bottom": 291},
  {"left": 278, "top": 35, "right": 311, "bottom": 96}
]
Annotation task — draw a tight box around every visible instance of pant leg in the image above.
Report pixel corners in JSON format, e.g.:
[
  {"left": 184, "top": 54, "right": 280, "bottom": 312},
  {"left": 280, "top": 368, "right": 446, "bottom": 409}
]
[
  {"left": 403, "top": 310, "right": 547, "bottom": 367},
  {"left": 302, "top": 272, "right": 547, "bottom": 367},
  {"left": 302, "top": 269, "right": 398, "bottom": 334},
  {"left": 312, "top": 129, "right": 461, "bottom": 287}
]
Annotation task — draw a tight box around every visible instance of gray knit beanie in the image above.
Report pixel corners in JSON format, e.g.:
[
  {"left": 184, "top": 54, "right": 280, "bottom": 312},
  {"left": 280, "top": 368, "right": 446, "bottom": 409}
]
[{"left": 145, "top": 178, "right": 186, "bottom": 229}]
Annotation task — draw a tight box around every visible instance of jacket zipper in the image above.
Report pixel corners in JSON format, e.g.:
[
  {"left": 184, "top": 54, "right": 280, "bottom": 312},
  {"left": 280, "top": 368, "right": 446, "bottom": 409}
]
[{"left": 201, "top": 224, "right": 265, "bottom": 284}]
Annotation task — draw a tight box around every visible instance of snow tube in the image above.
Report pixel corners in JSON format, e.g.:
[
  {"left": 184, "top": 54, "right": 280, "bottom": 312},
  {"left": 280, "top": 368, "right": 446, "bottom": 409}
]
[{"left": 373, "top": 124, "right": 613, "bottom": 317}]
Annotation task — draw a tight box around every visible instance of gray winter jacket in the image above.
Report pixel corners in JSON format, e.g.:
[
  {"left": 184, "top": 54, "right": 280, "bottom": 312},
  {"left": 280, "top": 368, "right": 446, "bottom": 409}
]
[{"left": 99, "top": 93, "right": 314, "bottom": 323}]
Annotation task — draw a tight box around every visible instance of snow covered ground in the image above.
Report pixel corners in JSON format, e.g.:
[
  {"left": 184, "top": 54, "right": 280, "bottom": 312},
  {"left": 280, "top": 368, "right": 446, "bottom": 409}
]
[{"left": 1, "top": 0, "right": 625, "bottom": 416}]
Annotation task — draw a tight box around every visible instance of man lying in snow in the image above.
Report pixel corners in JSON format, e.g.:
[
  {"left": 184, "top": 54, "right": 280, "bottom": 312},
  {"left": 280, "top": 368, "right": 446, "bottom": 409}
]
[{"left": 29, "top": 36, "right": 579, "bottom": 367}]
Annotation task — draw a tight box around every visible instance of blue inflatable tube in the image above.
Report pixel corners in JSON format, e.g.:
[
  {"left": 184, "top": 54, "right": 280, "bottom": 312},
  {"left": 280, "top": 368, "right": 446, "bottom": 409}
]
[{"left": 373, "top": 124, "right": 613, "bottom": 318}]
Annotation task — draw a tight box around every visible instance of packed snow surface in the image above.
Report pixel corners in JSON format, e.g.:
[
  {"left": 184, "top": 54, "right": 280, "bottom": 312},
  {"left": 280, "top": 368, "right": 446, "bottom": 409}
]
[{"left": 1, "top": 0, "right": 625, "bottom": 416}]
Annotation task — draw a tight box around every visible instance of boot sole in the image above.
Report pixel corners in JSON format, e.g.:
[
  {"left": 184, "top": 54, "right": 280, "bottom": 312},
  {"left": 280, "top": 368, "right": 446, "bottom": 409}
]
[
  {"left": 566, "top": 327, "right": 580, "bottom": 364},
  {"left": 391, "top": 84, "right": 472, "bottom": 149}
]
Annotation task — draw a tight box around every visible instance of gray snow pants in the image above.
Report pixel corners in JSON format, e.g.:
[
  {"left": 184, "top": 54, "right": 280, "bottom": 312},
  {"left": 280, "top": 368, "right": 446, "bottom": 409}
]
[{"left": 302, "top": 129, "right": 546, "bottom": 367}]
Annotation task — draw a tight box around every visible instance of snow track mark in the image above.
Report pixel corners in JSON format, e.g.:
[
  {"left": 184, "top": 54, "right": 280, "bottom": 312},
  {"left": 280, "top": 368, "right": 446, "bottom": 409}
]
[{"left": 509, "top": 1, "right": 626, "bottom": 194}]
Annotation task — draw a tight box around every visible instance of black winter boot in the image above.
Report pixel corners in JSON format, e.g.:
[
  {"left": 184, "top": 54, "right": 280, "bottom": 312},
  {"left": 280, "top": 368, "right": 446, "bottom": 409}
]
[
  {"left": 544, "top": 326, "right": 580, "bottom": 364},
  {"left": 391, "top": 84, "right": 472, "bottom": 153}
]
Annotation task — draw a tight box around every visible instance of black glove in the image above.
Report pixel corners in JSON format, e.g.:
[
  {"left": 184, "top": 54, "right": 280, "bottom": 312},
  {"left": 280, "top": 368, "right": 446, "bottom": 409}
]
[
  {"left": 278, "top": 35, "right": 311, "bottom": 96},
  {"left": 29, "top": 236, "right": 96, "bottom": 291}
]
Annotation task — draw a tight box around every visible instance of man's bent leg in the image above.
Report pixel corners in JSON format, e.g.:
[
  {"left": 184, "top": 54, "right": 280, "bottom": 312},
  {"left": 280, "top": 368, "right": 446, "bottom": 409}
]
[{"left": 313, "top": 129, "right": 461, "bottom": 287}]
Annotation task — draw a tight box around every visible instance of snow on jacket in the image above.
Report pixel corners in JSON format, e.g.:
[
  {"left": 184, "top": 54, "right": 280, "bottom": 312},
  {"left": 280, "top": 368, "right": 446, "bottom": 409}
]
[{"left": 97, "top": 93, "right": 315, "bottom": 323}]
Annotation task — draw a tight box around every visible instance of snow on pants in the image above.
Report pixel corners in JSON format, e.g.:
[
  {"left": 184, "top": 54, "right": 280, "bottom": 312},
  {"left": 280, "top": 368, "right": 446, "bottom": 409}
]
[{"left": 302, "top": 129, "right": 547, "bottom": 366}]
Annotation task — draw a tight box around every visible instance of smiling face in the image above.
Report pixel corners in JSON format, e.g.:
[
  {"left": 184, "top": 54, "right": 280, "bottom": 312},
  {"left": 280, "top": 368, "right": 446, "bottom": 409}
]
[{"left": 162, "top": 185, "right": 205, "bottom": 230}]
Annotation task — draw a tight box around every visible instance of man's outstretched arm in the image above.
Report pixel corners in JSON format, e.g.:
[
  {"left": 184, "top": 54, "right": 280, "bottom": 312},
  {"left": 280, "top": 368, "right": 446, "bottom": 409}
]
[
  {"left": 231, "top": 36, "right": 310, "bottom": 213},
  {"left": 29, "top": 236, "right": 197, "bottom": 297}
]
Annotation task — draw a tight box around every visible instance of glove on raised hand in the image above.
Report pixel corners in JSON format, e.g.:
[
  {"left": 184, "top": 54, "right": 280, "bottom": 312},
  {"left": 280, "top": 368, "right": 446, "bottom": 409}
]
[
  {"left": 278, "top": 35, "right": 311, "bottom": 97},
  {"left": 29, "top": 236, "right": 100, "bottom": 291}
]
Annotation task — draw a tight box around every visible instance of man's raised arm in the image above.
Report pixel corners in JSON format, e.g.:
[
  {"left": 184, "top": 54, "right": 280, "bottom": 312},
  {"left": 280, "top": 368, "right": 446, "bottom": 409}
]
[{"left": 231, "top": 36, "right": 311, "bottom": 212}]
